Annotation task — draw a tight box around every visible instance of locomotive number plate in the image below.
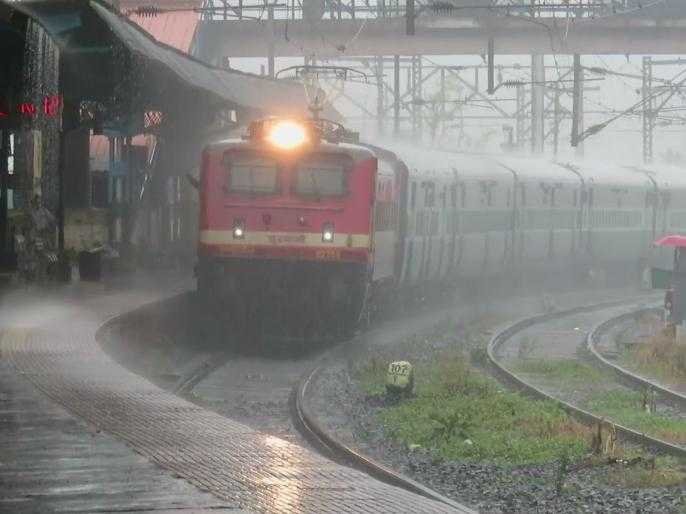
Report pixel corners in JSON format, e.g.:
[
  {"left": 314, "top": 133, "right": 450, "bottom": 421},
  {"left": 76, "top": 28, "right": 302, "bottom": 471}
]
[{"left": 315, "top": 249, "right": 340, "bottom": 260}]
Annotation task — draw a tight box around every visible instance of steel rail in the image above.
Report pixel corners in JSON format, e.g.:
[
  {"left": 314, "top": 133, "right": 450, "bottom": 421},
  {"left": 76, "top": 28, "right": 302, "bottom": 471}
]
[
  {"left": 586, "top": 306, "right": 686, "bottom": 411},
  {"left": 486, "top": 298, "right": 686, "bottom": 459},
  {"left": 292, "top": 364, "right": 475, "bottom": 512}
]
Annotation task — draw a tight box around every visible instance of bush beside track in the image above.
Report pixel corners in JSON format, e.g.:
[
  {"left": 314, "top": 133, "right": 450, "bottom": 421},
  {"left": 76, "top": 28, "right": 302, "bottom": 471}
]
[
  {"left": 587, "top": 307, "right": 686, "bottom": 411},
  {"left": 294, "top": 363, "right": 473, "bottom": 512},
  {"left": 488, "top": 301, "right": 686, "bottom": 458},
  {"left": 355, "top": 353, "right": 590, "bottom": 465}
]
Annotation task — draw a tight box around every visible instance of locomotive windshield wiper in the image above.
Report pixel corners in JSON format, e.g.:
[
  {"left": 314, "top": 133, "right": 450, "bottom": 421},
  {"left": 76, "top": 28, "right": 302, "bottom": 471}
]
[
  {"left": 309, "top": 171, "right": 321, "bottom": 201},
  {"left": 248, "top": 167, "right": 257, "bottom": 197}
]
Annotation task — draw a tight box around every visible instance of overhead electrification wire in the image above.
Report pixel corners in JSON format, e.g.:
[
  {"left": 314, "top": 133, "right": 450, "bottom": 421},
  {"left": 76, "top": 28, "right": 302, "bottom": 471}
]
[{"left": 577, "top": 65, "right": 686, "bottom": 143}]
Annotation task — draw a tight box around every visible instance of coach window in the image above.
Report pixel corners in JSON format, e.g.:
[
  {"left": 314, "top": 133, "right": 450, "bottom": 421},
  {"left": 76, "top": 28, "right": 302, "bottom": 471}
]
[
  {"left": 645, "top": 191, "right": 655, "bottom": 208},
  {"left": 450, "top": 184, "right": 457, "bottom": 207},
  {"left": 424, "top": 182, "right": 436, "bottom": 207},
  {"left": 294, "top": 153, "right": 351, "bottom": 197},
  {"left": 410, "top": 182, "right": 417, "bottom": 209},
  {"left": 223, "top": 151, "right": 279, "bottom": 195}
]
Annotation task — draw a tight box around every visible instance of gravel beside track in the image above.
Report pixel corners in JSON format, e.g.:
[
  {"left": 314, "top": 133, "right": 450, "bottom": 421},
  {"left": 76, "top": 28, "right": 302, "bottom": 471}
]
[
  {"left": 588, "top": 308, "right": 686, "bottom": 408},
  {"left": 3, "top": 283, "right": 462, "bottom": 513},
  {"left": 303, "top": 290, "right": 686, "bottom": 514}
]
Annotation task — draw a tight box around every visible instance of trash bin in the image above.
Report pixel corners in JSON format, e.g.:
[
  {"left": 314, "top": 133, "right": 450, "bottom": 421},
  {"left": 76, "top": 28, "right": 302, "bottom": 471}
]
[{"left": 78, "top": 250, "right": 102, "bottom": 281}]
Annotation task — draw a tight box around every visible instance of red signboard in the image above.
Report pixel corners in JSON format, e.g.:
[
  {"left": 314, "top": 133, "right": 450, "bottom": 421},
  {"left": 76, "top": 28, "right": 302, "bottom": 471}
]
[{"left": 0, "top": 95, "right": 63, "bottom": 119}]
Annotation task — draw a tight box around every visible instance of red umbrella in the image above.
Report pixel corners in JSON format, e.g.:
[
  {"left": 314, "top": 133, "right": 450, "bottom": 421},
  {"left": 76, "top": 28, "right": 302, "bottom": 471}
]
[{"left": 654, "top": 235, "right": 686, "bottom": 248}]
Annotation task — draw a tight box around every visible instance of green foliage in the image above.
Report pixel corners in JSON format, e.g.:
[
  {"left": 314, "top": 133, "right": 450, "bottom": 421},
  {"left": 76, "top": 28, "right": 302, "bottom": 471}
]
[
  {"left": 623, "top": 329, "right": 686, "bottom": 384},
  {"left": 513, "top": 358, "right": 606, "bottom": 384},
  {"left": 583, "top": 390, "right": 686, "bottom": 444},
  {"left": 62, "top": 248, "right": 79, "bottom": 264},
  {"left": 605, "top": 456, "right": 686, "bottom": 488},
  {"left": 358, "top": 354, "right": 589, "bottom": 465},
  {"left": 355, "top": 355, "right": 388, "bottom": 396},
  {"left": 609, "top": 467, "right": 686, "bottom": 488},
  {"left": 517, "top": 336, "right": 537, "bottom": 360},
  {"left": 469, "top": 345, "right": 488, "bottom": 366}
]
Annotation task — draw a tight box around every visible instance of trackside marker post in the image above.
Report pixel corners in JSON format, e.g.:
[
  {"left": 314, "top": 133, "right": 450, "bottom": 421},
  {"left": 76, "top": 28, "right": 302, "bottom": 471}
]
[{"left": 386, "top": 361, "right": 414, "bottom": 396}]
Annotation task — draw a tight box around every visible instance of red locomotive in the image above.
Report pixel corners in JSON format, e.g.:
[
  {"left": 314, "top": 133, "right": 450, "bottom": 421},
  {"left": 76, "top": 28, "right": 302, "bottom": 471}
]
[{"left": 197, "top": 118, "right": 406, "bottom": 338}]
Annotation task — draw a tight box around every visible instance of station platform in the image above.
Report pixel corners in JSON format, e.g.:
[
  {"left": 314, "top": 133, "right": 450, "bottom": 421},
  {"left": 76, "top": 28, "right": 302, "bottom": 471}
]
[{"left": 0, "top": 275, "right": 467, "bottom": 513}]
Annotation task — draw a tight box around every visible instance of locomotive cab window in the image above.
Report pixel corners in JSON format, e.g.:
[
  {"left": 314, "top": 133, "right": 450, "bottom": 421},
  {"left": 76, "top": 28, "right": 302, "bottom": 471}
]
[
  {"left": 294, "top": 153, "right": 351, "bottom": 197},
  {"left": 223, "top": 152, "right": 279, "bottom": 195}
]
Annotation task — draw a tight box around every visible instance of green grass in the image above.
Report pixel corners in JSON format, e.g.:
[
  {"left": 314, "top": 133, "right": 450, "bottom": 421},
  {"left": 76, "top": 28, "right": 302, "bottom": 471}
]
[
  {"left": 619, "top": 329, "right": 686, "bottom": 385},
  {"left": 583, "top": 390, "right": 686, "bottom": 445},
  {"left": 513, "top": 358, "right": 606, "bottom": 384},
  {"left": 356, "top": 356, "right": 390, "bottom": 396},
  {"left": 620, "top": 351, "right": 679, "bottom": 386},
  {"left": 355, "top": 354, "right": 590, "bottom": 465},
  {"left": 605, "top": 456, "right": 686, "bottom": 488}
]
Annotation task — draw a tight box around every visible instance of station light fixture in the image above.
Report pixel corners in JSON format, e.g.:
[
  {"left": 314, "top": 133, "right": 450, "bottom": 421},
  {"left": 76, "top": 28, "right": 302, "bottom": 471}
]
[
  {"left": 322, "top": 222, "right": 334, "bottom": 243},
  {"left": 233, "top": 219, "right": 245, "bottom": 239}
]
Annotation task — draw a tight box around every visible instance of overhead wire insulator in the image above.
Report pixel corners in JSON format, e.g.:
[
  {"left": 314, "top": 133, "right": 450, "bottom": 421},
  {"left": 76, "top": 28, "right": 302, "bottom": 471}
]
[
  {"left": 587, "top": 67, "right": 607, "bottom": 75},
  {"left": 502, "top": 80, "right": 525, "bottom": 88},
  {"left": 429, "top": 1, "right": 454, "bottom": 15},
  {"left": 128, "top": 6, "right": 162, "bottom": 17}
]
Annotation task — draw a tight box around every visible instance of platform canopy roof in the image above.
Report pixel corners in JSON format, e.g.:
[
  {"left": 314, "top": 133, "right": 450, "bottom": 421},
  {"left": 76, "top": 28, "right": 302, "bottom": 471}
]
[{"left": 1, "top": 0, "right": 338, "bottom": 122}]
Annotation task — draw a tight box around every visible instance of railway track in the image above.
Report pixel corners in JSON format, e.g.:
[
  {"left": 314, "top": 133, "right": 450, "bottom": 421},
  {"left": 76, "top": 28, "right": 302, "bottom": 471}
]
[
  {"left": 586, "top": 307, "right": 686, "bottom": 411},
  {"left": 292, "top": 364, "right": 471, "bottom": 511},
  {"left": 172, "top": 326, "right": 470, "bottom": 510},
  {"left": 487, "top": 297, "right": 686, "bottom": 458}
]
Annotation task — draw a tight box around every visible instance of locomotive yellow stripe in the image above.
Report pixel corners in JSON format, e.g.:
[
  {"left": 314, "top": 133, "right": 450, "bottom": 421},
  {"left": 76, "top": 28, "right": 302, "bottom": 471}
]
[{"left": 200, "top": 230, "right": 371, "bottom": 248}]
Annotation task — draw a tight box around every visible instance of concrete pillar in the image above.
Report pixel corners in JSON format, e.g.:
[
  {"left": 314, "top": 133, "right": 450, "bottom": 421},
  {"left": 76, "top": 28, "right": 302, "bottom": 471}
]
[
  {"left": 411, "top": 55, "right": 422, "bottom": 138},
  {"left": 642, "top": 56, "right": 653, "bottom": 164},
  {"left": 515, "top": 84, "right": 526, "bottom": 148},
  {"left": 267, "top": 6, "right": 275, "bottom": 78},
  {"left": 57, "top": 132, "right": 65, "bottom": 253},
  {"left": 0, "top": 130, "right": 8, "bottom": 261},
  {"left": 487, "top": 38, "right": 495, "bottom": 94},
  {"left": 572, "top": 54, "right": 584, "bottom": 157},
  {"left": 376, "top": 56, "right": 384, "bottom": 134},
  {"left": 406, "top": 0, "right": 415, "bottom": 35},
  {"left": 531, "top": 54, "right": 545, "bottom": 154},
  {"left": 393, "top": 55, "right": 400, "bottom": 135}
]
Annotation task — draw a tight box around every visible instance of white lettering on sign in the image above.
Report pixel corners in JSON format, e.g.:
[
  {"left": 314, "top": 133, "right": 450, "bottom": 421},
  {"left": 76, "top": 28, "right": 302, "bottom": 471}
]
[
  {"left": 386, "top": 360, "right": 414, "bottom": 392},
  {"left": 267, "top": 234, "right": 306, "bottom": 245}
]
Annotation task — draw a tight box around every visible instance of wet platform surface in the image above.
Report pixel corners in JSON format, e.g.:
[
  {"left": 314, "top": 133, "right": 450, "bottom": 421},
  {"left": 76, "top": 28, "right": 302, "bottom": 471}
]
[
  {"left": 0, "top": 346, "right": 236, "bottom": 513},
  {"left": 0, "top": 276, "right": 469, "bottom": 513},
  {"left": 0, "top": 278, "right": 237, "bottom": 513}
]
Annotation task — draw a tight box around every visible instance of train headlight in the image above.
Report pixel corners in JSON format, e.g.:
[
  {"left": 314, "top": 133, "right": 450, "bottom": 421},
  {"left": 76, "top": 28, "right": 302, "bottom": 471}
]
[
  {"left": 233, "top": 219, "right": 245, "bottom": 239},
  {"left": 266, "top": 120, "right": 308, "bottom": 150},
  {"left": 322, "top": 223, "right": 334, "bottom": 243}
]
